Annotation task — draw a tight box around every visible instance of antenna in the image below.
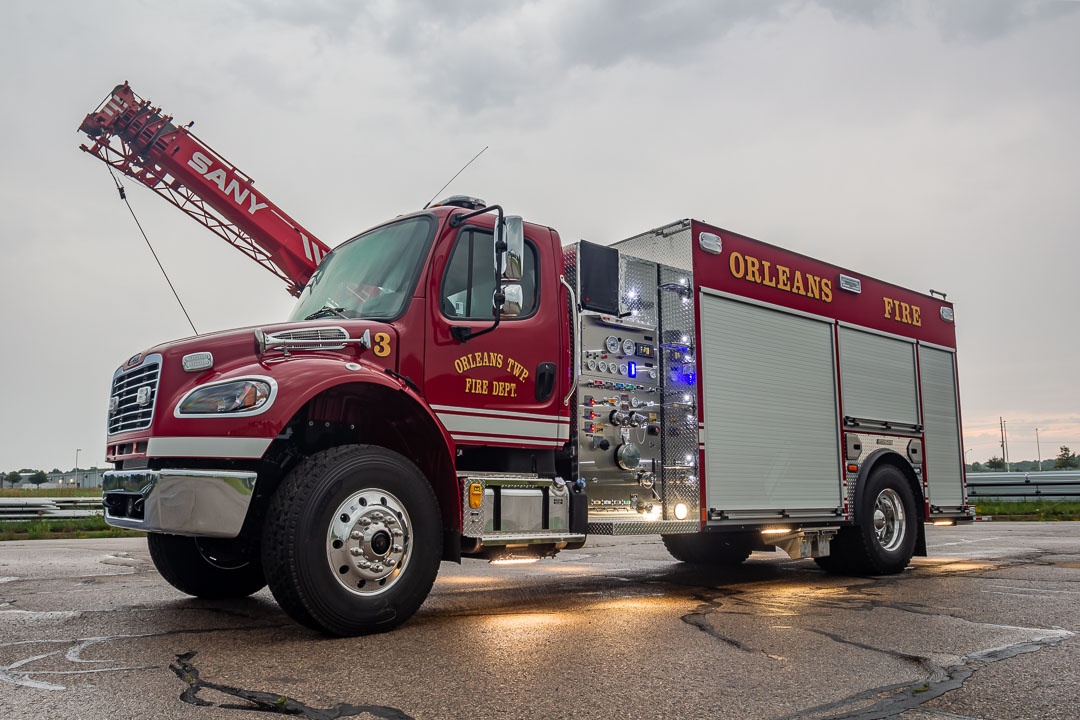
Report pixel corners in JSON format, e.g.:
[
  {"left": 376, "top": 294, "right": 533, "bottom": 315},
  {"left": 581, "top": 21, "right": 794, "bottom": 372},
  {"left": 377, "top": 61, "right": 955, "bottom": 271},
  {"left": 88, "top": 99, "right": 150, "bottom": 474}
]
[{"left": 423, "top": 146, "right": 488, "bottom": 209}]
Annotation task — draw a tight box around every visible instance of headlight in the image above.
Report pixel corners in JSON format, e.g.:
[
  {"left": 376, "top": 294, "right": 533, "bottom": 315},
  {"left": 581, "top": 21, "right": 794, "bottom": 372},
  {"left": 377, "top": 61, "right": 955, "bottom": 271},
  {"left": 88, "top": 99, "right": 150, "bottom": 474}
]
[{"left": 177, "top": 379, "right": 273, "bottom": 415}]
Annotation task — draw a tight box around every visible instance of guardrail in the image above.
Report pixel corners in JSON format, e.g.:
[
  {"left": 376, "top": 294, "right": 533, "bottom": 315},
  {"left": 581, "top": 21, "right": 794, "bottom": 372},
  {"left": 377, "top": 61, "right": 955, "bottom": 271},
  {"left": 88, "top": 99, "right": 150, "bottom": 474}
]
[
  {"left": 967, "top": 471, "right": 1080, "bottom": 500},
  {"left": 0, "top": 497, "right": 104, "bottom": 520}
]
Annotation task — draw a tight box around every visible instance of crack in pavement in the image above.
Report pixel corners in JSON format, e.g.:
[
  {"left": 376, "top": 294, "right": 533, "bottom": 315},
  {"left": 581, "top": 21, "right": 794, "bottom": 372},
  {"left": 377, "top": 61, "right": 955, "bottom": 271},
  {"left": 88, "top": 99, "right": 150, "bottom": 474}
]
[
  {"left": 170, "top": 651, "right": 415, "bottom": 719},
  {"left": 668, "top": 563, "right": 1074, "bottom": 719},
  {"left": 776, "top": 631, "right": 1072, "bottom": 720},
  {"left": 0, "top": 623, "right": 285, "bottom": 690}
]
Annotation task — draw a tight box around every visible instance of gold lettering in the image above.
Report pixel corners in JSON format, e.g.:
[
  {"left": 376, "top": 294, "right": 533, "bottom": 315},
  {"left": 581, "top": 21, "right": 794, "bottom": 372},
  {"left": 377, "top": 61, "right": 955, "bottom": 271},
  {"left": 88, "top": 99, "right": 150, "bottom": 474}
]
[
  {"left": 729, "top": 251, "right": 745, "bottom": 279},
  {"left": 900, "top": 302, "right": 912, "bottom": 324},
  {"left": 746, "top": 256, "right": 762, "bottom": 284},
  {"left": 792, "top": 270, "right": 805, "bottom": 295},
  {"left": 777, "top": 265, "right": 791, "bottom": 291},
  {"left": 821, "top": 278, "right": 833, "bottom": 303},
  {"left": 912, "top": 305, "right": 921, "bottom": 327},
  {"left": 884, "top": 297, "right": 896, "bottom": 320},
  {"left": 762, "top": 260, "right": 777, "bottom": 288},
  {"left": 806, "top": 275, "right": 820, "bottom": 300}
]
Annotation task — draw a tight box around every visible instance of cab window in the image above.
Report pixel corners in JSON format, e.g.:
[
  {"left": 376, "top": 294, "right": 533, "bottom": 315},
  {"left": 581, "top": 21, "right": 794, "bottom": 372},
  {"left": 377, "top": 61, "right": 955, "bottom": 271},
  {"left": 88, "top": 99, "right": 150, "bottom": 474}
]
[{"left": 441, "top": 228, "right": 537, "bottom": 319}]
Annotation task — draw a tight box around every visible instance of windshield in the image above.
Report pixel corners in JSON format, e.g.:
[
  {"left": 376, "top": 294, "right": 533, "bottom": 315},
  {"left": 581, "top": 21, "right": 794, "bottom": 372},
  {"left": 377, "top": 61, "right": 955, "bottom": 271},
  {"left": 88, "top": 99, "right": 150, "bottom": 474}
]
[{"left": 289, "top": 216, "right": 435, "bottom": 322}]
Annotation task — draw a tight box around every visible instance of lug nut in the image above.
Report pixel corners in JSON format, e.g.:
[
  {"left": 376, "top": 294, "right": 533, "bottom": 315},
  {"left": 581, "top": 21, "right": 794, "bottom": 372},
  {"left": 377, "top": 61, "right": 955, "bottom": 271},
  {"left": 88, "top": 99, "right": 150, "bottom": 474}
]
[
  {"left": 350, "top": 547, "right": 361, "bottom": 557},
  {"left": 350, "top": 530, "right": 362, "bottom": 540}
]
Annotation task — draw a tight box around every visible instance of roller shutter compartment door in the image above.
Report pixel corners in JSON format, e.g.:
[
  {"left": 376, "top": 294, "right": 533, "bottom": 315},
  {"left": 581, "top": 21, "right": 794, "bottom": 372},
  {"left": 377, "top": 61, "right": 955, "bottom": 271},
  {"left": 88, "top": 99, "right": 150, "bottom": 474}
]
[
  {"left": 919, "top": 346, "right": 965, "bottom": 508},
  {"left": 838, "top": 327, "right": 919, "bottom": 426},
  {"left": 699, "top": 293, "right": 841, "bottom": 512}
]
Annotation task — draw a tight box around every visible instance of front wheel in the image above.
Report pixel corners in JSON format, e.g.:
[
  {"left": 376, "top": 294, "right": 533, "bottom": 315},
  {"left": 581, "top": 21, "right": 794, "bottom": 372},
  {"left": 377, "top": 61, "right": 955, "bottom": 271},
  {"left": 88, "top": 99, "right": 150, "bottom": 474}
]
[
  {"left": 147, "top": 533, "right": 266, "bottom": 599},
  {"left": 261, "top": 445, "right": 442, "bottom": 636},
  {"left": 816, "top": 465, "right": 917, "bottom": 575}
]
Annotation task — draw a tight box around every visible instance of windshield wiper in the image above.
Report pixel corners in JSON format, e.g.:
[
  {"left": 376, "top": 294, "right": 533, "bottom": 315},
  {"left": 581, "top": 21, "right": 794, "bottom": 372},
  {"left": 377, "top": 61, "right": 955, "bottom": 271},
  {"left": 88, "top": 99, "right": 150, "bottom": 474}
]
[{"left": 304, "top": 304, "right": 348, "bottom": 320}]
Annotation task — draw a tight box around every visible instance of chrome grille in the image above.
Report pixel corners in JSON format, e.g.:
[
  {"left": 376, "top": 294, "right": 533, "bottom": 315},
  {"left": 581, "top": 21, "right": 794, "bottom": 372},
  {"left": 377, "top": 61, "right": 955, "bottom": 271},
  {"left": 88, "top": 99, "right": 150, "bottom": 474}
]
[{"left": 108, "top": 353, "right": 161, "bottom": 435}]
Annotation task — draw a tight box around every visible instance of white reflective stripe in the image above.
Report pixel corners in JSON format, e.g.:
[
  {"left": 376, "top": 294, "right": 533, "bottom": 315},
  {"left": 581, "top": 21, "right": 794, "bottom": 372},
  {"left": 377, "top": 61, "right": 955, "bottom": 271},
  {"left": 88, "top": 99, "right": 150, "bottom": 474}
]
[
  {"left": 451, "top": 434, "right": 564, "bottom": 447},
  {"left": 436, "top": 412, "right": 569, "bottom": 441},
  {"left": 146, "top": 436, "right": 273, "bottom": 459},
  {"left": 301, "top": 234, "right": 313, "bottom": 261},
  {"left": 430, "top": 404, "right": 571, "bottom": 425}
]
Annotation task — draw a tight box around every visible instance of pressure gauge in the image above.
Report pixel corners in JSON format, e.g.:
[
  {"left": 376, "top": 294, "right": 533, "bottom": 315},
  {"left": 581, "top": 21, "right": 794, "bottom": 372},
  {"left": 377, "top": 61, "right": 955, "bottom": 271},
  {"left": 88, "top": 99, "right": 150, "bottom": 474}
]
[
  {"left": 618, "top": 363, "right": 628, "bottom": 375},
  {"left": 586, "top": 359, "right": 597, "bottom": 372},
  {"left": 597, "top": 360, "right": 608, "bottom": 373},
  {"left": 622, "top": 338, "right": 636, "bottom": 356},
  {"left": 604, "top": 335, "right": 621, "bottom": 354},
  {"left": 610, "top": 364, "right": 620, "bottom": 374}
]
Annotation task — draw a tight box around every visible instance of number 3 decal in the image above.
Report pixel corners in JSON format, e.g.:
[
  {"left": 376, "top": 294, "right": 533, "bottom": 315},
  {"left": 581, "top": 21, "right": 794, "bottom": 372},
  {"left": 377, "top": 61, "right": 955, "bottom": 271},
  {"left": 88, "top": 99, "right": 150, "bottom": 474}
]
[{"left": 372, "top": 332, "right": 392, "bottom": 358}]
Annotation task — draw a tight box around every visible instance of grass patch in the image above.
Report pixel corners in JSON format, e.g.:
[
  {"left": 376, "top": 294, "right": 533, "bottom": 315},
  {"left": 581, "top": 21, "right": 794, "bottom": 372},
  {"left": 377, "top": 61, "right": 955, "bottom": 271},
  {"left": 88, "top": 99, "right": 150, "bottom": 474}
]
[
  {"left": 0, "top": 488, "right": 103, "bottom": 498},
  {"left": 973, "top": 499, "right": 1080, "bottom": 521},
  {"left": 0, "top": 515, "right": 143, "bottom": 541}
]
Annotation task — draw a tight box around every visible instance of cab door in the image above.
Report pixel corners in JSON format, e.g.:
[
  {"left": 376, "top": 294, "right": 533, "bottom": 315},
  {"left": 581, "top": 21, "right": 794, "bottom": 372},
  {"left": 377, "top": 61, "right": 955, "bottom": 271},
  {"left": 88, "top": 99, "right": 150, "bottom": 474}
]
[{"left": 424, "top": 221, "right": 568, "bottom": 452}]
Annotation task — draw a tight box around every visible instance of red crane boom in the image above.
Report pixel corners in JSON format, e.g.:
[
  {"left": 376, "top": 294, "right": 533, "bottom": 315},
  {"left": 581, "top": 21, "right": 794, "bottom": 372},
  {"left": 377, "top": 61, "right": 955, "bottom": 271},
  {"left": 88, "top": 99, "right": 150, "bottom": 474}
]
[{"left": 79, "top": 82, "right": 330, "bottom": 295}]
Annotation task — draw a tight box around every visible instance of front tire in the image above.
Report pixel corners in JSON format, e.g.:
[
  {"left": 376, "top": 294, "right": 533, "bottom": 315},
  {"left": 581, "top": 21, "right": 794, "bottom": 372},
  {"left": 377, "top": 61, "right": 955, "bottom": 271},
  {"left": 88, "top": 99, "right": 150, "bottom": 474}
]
[
  {"left": 147, "top": 533, "right": 266, "bottom": 599},
  {"left": 662, "top": 532, "right": 753, "bottom": 566},
  {"left": 816, "top": 464, "right": 917, "bottom": 575},
  {"left": 261, "top": 445, "right": 442, "bottom": 636}
]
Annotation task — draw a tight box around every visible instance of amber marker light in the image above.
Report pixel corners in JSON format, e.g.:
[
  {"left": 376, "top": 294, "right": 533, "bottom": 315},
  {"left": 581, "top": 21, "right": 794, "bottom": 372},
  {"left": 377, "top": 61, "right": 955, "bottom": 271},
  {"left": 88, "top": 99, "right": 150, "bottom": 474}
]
[
  {"left": 847, "top": 463, "right": 860, "bottom": 473},
  {"left": 468, "top": 483, "right": 483, "bottom": 509}
]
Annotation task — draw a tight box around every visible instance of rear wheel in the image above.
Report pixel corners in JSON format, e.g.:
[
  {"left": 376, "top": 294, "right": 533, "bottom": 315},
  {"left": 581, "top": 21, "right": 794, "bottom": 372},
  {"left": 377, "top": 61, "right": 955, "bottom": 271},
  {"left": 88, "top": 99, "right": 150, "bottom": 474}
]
[
  {"left": 816, "top": 464, "right": 917, "bottom": 575},
  {"left": 261, "top": 445, "right": 442, "bottom": 636},
  {"left": 147, "top": 533, "right": 266, "bottom": 599},
  {"left": 662, "top": 532, "right": 753, "bottom": 566}
]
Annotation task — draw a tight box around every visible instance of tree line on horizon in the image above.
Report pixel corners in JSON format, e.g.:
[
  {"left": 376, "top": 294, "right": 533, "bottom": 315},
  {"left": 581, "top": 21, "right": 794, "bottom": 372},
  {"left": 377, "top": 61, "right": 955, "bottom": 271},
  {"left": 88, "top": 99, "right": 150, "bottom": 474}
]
[{"left": 968, "top": 446, "right": 1079, "bottom": 472}]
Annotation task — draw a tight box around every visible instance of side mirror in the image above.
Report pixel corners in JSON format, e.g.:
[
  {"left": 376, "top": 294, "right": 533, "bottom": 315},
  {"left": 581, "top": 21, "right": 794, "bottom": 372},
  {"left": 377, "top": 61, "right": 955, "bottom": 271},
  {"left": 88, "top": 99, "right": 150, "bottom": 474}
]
[
  {"left": 496, "top": 215, "right": 524, "bottom": 282},
  {"left": 500, "top": 283, "right": 523, "bottom": 318}
]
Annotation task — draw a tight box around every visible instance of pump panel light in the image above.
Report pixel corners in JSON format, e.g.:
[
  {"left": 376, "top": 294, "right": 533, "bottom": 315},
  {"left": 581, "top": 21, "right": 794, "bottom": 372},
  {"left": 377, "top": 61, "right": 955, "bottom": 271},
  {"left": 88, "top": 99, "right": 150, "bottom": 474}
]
[
  {"left": 673, "top": 502, "right": 689, "bottom": 520},
  {"left": 175, "top": 377, "right": 277, "bottom": 417}
]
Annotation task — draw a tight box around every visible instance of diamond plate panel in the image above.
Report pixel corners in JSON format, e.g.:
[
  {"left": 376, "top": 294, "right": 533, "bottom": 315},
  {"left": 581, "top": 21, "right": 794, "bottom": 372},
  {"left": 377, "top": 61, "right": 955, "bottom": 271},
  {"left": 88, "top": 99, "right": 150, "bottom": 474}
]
[
  {"left": 613, "top": 220, "right": 693, "bottom": 272},
  {"left": 658, "top": 263, "right": 700, "bottom": 523}
]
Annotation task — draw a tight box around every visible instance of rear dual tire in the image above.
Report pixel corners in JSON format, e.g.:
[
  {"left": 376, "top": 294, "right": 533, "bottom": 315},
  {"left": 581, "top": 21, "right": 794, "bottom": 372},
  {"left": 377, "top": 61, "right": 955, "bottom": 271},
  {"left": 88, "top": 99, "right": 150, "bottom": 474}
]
[{"left": 816, "top": 465, "right": 917, "bottom": 575}]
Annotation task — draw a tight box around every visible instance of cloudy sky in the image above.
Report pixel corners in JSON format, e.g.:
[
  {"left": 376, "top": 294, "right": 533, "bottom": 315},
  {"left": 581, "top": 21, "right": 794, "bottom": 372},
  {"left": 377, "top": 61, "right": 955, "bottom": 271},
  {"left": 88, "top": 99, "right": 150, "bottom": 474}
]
[{"left": 1, "top": 0, "right": 1077, "bottom": 473}]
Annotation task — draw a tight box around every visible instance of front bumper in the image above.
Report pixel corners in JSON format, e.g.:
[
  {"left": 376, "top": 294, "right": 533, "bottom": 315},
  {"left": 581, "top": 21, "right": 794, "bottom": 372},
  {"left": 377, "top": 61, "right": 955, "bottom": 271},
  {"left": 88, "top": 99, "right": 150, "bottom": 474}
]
[{"left": 102, "top": 469, "right": 257, "bottom": 538}]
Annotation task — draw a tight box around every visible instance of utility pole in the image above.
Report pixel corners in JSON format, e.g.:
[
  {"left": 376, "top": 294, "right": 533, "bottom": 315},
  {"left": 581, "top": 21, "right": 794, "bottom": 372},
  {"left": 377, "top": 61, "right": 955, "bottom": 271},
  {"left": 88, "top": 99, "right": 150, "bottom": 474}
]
[
  {"left": 1036, "top": 428, "right": 1042, "bottom": 471},
  {"left": 997, "top": 418, "right": 1006, "bottom": 470},
  {"left": 1000, "top": 417, "right": 1007, "bottom": 470}
]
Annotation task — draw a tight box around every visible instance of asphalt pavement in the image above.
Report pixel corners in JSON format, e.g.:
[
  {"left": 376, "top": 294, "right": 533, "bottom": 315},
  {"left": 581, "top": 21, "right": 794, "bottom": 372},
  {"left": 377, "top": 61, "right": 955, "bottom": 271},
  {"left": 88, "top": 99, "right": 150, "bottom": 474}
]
[{"left": 1, "top": 522, "right": 1078, "bottom": 719}]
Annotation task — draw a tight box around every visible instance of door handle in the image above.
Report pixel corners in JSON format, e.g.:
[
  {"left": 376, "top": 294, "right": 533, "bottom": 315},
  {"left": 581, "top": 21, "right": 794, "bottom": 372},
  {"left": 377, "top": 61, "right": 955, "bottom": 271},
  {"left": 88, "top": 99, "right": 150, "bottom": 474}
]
[{"left": 535, "top": 362, "right": 556, "bottom": 402}]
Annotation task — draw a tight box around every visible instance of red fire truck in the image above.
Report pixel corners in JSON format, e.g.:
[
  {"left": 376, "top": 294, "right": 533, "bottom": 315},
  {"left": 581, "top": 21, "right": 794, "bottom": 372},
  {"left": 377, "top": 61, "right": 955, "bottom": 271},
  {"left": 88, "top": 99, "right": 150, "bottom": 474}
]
[{"left": 81, "top": 83, "right": 972, "bottom": 636}]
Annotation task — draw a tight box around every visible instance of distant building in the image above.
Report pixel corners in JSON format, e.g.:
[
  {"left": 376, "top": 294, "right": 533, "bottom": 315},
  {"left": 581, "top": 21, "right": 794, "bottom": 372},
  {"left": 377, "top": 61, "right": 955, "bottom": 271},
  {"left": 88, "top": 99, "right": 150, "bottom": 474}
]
[{"left": 45, "top": 469, "right": 105, "bottom": 489}]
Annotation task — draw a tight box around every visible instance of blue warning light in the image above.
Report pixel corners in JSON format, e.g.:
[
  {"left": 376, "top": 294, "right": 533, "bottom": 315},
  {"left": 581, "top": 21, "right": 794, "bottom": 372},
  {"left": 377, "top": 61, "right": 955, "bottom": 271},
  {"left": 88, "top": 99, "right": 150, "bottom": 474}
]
[{"left": 628, "top": 362, "right": 637, "bottom": 378}]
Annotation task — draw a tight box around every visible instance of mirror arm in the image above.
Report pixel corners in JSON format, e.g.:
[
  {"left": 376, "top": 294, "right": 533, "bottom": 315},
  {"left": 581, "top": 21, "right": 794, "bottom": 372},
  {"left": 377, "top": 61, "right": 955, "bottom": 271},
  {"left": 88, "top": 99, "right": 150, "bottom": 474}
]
[{"left": 448, "top": 204, "right": 504, "bottom": 229}]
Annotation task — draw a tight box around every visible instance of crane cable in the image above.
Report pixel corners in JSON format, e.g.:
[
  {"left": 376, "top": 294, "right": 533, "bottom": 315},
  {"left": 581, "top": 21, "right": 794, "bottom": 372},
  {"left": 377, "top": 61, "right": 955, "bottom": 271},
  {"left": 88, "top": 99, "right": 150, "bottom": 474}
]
[{"left": 106, "top": 166, "right": 199, "bottom": 336}]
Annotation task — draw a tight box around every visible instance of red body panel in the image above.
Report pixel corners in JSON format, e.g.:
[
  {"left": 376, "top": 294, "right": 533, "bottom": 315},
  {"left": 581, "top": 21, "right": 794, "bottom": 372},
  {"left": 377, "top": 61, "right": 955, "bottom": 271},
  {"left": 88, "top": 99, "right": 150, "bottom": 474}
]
[
  {"left": 105, "top": 319, "right": 406, "bottom": 462},
  {"left": 690, "top": 220, "right": 957, "bottom": 349},
  {"left": 421, "top": 215, "right": 572, "bottom": 449}
]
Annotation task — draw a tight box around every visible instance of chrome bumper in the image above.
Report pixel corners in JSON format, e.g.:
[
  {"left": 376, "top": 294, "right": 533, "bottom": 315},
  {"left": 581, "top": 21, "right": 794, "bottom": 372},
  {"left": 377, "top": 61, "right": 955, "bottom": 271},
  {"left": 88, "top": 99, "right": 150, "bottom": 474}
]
[{"left": 102, "top": 469, "right": 257, "bottom": 538}]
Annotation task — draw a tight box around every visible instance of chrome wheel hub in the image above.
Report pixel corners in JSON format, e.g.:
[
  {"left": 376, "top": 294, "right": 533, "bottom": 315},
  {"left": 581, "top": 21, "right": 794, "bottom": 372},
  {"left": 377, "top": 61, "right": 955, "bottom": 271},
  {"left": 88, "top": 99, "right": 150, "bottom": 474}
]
[
  {"left": 326, "top": 489, "right": 412, "bottom": 596},
  {"left": 872, "top": 488, "right": 906, "bottom": 552}
]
